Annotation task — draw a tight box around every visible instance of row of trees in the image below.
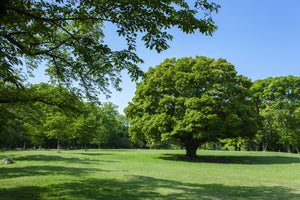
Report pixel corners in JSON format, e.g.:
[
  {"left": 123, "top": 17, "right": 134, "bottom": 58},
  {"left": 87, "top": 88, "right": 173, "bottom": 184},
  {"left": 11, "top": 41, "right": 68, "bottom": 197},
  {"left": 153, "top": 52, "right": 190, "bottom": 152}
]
[
  {"left": 125, "top": 56, "right": 300, "bottom": 158},
  {"left": 0, "top": 83, "right": 132, "bottom": 150},
  {"left": 1, "top": 69, "right": 299, "bottom": 157}
]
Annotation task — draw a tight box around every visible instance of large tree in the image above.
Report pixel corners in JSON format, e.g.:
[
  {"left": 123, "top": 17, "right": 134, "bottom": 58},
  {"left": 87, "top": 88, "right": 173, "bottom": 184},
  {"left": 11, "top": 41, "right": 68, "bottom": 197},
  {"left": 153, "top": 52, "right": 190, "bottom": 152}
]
[
  {"left": 0, "top": 0, "right": 219, "bottom": 100},
  {"left": 125, "top": 56, "right": 258, "bottom": 159}
]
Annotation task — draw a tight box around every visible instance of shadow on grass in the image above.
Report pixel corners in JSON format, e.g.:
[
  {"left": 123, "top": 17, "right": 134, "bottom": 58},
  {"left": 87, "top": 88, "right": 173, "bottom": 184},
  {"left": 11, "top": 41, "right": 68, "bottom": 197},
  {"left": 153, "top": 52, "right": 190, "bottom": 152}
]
[
  {"left": 0, "top": 186, "right": 45, "bottom": 200},
  {"left": 0, "top": 165, "right": 107, "bottom": 180},
  {"left": 0, "top": 175, "right": 299, "bottom": 200},
  {"left": 71, "top": 152, "right": 114, "bottom": 156},
  {"left": 159, "top": 154, "right": 300, "bottom": 165},
  {"left": 14, "top": 154, "right": 117, "bottom": 164}
]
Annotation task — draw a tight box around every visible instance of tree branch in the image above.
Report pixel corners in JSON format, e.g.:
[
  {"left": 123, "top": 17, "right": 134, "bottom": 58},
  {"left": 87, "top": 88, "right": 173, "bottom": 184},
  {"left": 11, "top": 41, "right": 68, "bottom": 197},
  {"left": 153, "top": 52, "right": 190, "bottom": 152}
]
[
  {"left": 0, "top": 94, "right": 77, "bottom": 112},
  {"left": 3, "top": 34, "right": 26, "bottom": 52},
  {"left": 34, "top": 38, "right": 70, "bottom": 56},
  {"left": 8, "top": 7, "right": 118, "bottom": 24}
]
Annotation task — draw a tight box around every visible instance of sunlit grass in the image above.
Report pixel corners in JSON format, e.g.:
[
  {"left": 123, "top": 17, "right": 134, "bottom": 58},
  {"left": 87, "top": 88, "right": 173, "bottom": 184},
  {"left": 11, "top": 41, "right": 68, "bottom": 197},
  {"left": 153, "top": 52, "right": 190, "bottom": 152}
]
[{"left": 0, "top": 149, "right": 299, "bottom": 199}]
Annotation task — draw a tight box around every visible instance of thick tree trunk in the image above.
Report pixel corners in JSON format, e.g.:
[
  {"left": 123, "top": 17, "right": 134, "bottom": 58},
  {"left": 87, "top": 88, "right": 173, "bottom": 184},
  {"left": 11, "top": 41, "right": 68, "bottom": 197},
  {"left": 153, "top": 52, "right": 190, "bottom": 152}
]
[
  {"left": 185, "top": 145, "right": 198, "bottom": 160},
  {"left": 180, "top": 137, "right": 201, "bottom": 160}
]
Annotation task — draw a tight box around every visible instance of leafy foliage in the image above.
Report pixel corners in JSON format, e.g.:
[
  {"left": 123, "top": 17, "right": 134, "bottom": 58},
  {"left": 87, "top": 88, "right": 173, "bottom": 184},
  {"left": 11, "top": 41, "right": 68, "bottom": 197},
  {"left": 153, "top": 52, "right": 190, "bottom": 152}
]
[
  {"left": 251, "top": 76, "right": 300, "bottom": 153},
  {"left": 0, "top": 83, "right": 130, "bottom": 150},
  {"left": 0, "top": 0, "right": 219, "bottom": 99},
  {"left": 125, "top": 56, "right": 258, "bottom": 159}
]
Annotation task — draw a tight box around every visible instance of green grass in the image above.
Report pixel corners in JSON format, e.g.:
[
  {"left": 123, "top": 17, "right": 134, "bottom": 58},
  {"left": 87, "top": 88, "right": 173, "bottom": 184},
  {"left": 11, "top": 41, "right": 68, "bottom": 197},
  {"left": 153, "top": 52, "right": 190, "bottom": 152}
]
[{"left": 0, "top": 149, "right": 299, "bottom": 200}]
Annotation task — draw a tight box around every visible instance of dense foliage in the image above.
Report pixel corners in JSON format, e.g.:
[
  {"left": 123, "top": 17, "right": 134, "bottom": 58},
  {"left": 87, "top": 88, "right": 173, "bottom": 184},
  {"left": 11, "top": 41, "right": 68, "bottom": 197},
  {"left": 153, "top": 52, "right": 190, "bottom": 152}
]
[
  {"left": 0, "top": 83, "right": 131, "bottom": 150},
  {"left": 0, "top": 0, "right": 219, "bottom": 100},
  {"left": 125, "top": 56, "right": 259, "bottom": 159},
  {"left": 251, "top": 76, "right": 300, "bottom": 153}
]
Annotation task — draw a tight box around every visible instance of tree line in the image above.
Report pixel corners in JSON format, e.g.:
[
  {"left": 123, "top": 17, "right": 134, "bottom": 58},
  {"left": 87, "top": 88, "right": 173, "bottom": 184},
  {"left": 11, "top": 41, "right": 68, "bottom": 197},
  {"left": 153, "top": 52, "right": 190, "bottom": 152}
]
[
  {"left": 1, "top": 60, "right": 299, "bottom": 156},
  {"left": 0, "top": 82, "right": 133, "bottom": 150}
]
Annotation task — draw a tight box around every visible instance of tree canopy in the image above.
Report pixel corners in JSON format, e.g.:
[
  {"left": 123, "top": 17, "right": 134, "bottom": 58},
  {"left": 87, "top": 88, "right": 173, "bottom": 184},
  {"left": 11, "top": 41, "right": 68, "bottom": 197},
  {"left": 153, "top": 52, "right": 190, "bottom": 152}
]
[
  {"left": 125, "top": 56, "right": 259, "bottom": 159},
  {"left": 0, "top": 0, "right": 220, "bottom": 100},
  {"left": 251, "top": 76, "right": 300, "bottom": 153}
]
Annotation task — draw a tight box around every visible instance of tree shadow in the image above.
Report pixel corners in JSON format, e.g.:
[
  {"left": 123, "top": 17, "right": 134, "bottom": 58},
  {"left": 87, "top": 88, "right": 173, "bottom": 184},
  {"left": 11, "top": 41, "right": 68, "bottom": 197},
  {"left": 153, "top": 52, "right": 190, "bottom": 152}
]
[
  {"left": 71, "top": 152, "right": 114, "bottom": 157},
  {"left": 0, "top": 186, "right": 45, "bottom": 200},
  {"left": 0, "top": 175, "right": 299, "bottom": 200},
  {"left": 159, "top": 154, "right": 300, "bottom": 165},
  {"left": 0, "top": 165, "right": 107, "bottom": 180},
  {"left": 14, "top": 154, "right": 117, "bottom": 164}
]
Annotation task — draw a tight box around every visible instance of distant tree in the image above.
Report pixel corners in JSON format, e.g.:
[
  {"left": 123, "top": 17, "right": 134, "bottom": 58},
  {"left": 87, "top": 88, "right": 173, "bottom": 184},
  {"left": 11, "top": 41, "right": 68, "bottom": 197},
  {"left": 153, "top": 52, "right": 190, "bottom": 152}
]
[
  {"left": 73, "top": 103, "right": 107, "bottom": 150},
  {"left": 292, "top": 107, "right": 300, "bottom": 153},
  {"left": 99, "top": 103, "right": 126, "bottom": 148},
  {"left": 22, "top": 103, "right": 48, "bottom": 149},
  {"left": 220, "top": 137, "right": 245, "bottom": 151},
  {"left": 1, "top": 0, "right": 219, "bottom": 100},
  {"left": 125, "top": 56, "right": 258, "bottom": 159},
  {"left": 251, "top": 76, "right": 300, "bottom": 153},
  {"left": 114, "top": 114, "right": 132, "bottom": 148},
  {"left": 44, "top": 112, "right": 73, "bottom": 151}
]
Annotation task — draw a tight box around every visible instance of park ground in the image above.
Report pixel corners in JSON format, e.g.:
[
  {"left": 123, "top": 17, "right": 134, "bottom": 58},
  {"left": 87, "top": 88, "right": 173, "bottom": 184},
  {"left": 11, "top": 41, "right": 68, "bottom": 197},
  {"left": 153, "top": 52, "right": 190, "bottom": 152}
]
[{"left": 0, "top": 149, "right": 299, "bottom": 200}]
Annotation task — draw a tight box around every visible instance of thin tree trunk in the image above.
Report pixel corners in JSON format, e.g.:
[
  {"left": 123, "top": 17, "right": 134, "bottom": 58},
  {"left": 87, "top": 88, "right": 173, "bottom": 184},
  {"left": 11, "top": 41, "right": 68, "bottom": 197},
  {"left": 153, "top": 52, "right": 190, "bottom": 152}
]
[
  {"left": 57, "top": 136, "right": 60, "bottom": 152},
  {"left": 73, "top": 139, "right": 76, "bottom": 150},
  {"left": 263, "top": 145, "right": 268, "bottom": 152},
  {"left": 287, "top": 145, "right": 291, "bottom": 153}
]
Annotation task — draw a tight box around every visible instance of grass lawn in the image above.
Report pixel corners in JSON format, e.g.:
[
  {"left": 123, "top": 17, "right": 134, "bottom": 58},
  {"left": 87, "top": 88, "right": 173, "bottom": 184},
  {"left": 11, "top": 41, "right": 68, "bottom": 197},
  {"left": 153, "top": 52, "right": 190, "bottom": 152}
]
[{"left": 0, "top": 149, "right": 299, "bottom": 200}]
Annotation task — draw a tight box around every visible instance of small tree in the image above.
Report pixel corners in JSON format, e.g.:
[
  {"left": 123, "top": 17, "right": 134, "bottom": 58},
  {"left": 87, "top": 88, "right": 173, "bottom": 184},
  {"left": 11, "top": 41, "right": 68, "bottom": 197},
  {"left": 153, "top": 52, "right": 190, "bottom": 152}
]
[
  {"left": 44, "top": 113, "right": 69, "bottom": 151},
  {"left": 125, "top": 56, "right": 258, "bottom": 159}
]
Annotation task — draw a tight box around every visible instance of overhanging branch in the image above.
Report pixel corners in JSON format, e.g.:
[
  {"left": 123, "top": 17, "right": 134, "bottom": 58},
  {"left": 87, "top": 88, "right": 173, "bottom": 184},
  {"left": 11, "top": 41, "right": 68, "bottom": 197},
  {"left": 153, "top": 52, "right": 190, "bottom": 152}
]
[{"left": 8, "top": 7, "right": 119, "bottom": 24}]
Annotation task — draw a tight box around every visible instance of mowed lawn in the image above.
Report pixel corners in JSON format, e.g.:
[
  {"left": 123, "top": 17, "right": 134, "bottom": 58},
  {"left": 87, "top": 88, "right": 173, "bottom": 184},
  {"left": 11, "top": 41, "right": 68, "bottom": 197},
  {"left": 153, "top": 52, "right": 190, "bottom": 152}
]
[{"left": 0, "top": 149, "right": 299, "bottom": 200}]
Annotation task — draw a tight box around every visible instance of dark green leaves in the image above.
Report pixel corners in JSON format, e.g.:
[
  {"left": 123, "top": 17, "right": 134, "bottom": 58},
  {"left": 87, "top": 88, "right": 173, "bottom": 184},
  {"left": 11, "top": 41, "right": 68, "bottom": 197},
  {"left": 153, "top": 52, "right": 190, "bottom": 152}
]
[{"left": 1, "top": 0, "right": 219, "bottom": 100}]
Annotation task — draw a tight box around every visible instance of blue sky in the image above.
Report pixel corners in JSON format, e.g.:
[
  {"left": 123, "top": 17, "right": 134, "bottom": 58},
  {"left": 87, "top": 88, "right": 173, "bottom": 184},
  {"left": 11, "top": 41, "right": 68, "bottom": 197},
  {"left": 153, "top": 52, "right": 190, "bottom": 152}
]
[{"left": 32, "top": 0, "right": 300, "bottom": 114}]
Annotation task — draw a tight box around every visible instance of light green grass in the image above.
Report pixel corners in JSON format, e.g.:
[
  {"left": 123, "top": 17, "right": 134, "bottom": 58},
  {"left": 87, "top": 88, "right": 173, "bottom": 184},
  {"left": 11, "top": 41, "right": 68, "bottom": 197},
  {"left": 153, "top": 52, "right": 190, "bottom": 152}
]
[{"left": 0, "top": 149, "right": 299, "bottom": 200}]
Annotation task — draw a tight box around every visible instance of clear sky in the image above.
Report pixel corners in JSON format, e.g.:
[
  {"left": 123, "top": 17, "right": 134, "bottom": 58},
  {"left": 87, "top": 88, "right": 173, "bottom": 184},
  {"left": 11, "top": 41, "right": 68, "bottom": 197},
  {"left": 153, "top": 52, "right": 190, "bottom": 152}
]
[{"left": 31, "top": 0, "right": 300, "bottom": 114}]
